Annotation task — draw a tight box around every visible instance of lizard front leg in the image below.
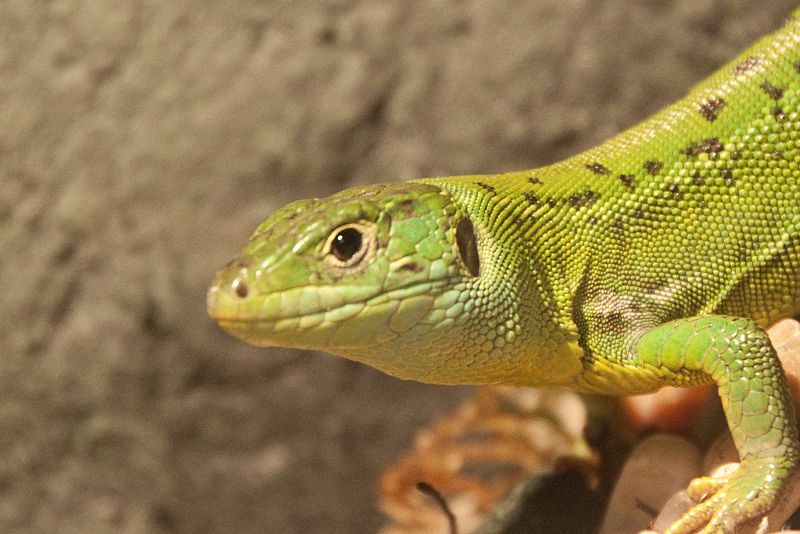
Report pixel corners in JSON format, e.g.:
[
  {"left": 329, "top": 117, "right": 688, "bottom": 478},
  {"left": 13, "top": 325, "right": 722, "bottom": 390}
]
[{"left": 638, "top": 316, "right": 798, "bottom": 533}]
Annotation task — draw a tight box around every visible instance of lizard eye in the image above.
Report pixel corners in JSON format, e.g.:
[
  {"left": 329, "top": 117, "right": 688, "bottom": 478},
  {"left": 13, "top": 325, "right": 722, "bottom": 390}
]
[{"left": 325, "top": 223, "right": 374, "bottom": 268}]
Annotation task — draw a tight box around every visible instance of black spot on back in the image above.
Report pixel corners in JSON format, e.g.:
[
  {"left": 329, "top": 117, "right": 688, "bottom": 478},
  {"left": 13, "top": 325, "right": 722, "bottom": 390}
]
[
  {"left": 773, "top": 106, "right": 786, "bottom": 121},
  {"left": 665, "top": 183, "right": 681, "bottom": 199},
  {"left": 760, "top": 81, "right": 784, "bottom": 101},
  {"left": 569, "top": 190, "right": 601, "bottom": 209},
  {"left": 699, "top": 97, "right": 725, "bottom": 121},
  {"left": 722, "top": 169, "right": 734, "bottom": 186},
  {"left": 643, "top": 161, "right": 663, "bottom": 175},
  {"left": 524, "top": 191, "right": 540, "bottom": 205},
  {"left": 735, "top": 56, "right": 760, "bottom": 74},
  {"left": 477, "top": 182, "right": 495, "bottom": 194},
  {"left": 528, "top": 177, "right": 542, "bottom": 185},
  {"left": 794, "top": 60, "right": 800, "bottom": 75},
  {"left": 682, "top": 138, "right": 723, "bottom": 158},
  {"left": 586, "top": 163, "right": 610, "bottom": 175},
  {"left": 619, "top": 174, "right": 635, "bottom": 190}
]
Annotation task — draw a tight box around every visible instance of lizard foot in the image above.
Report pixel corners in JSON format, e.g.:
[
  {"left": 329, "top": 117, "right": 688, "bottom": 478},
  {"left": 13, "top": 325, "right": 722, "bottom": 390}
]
[
  {"left": 663, "top": 458, "right": 792, "bottom": 534},
  {"left": 685, "top": 467, "right": 733, "bottom": 502}
]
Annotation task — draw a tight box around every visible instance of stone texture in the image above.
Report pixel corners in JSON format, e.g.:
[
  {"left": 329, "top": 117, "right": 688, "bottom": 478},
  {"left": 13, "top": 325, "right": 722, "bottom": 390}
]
[
  {"left": 1, "top": 1, "right": 796, "bottom": 533},
  {"left": 599, "top": 435, "right": 702, "bottom": 534}
]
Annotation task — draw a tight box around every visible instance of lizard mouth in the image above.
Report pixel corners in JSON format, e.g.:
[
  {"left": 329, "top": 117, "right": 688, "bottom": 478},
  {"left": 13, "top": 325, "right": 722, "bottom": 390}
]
[
  {"left": 206, "top": 280, "right": 382, "bottom": 324},
  {"left": 207, "top": 277, "right": 460, "bottom": 348}
]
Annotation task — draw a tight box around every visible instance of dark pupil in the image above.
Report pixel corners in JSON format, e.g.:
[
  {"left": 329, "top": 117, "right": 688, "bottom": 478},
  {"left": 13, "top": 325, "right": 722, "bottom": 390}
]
[{"left": 332, "top": 228, "right": 363, "bottom": 261}]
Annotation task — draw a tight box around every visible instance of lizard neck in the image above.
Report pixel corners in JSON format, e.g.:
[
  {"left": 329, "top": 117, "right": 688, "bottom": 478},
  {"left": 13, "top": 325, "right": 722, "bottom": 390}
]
[{"left": 410, "top": 176, "right": 590, "bottom": 388}]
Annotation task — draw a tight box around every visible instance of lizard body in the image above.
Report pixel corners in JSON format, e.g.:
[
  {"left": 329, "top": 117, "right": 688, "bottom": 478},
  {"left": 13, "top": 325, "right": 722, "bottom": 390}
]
[{"left": 209, "top": 10, "right": 800, "bottom": 533}]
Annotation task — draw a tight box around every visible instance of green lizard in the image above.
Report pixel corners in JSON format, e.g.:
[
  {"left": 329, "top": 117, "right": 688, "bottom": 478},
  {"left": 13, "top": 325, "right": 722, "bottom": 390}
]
[{"left": 208, "top": 9, "right": 800, "bottom": 534}]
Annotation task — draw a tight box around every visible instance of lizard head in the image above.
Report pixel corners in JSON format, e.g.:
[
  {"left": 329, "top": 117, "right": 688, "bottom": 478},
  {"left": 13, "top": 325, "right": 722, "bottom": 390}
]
[
  {"left": 208, "top": 182, "right": 479, "bottom": 380},
  {"left": 208, "top": 180, "right": 580, "bottom": 385}
]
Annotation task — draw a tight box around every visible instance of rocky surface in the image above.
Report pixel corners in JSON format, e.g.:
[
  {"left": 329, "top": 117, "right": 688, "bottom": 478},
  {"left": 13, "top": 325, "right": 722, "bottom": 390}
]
[{"left": 2, "top": 1, "right": 797, "bottom": 533}]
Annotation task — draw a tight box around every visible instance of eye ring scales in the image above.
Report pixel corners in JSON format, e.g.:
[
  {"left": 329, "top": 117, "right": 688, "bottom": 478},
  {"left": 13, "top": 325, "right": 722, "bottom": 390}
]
[{"left": 323, "top": 222, "right": 376, "bottom": 270}]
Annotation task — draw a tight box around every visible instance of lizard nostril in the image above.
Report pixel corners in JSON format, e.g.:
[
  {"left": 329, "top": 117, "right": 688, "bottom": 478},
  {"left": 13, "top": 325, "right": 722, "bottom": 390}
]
[{"left": 233, "top": 278, "right": 249, "bottom": 299}]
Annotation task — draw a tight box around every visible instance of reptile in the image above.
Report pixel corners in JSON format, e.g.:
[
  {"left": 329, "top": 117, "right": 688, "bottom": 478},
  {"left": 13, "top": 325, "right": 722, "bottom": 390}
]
[{"left": 208, "top": 9, "right": 800, "bottom": 534}]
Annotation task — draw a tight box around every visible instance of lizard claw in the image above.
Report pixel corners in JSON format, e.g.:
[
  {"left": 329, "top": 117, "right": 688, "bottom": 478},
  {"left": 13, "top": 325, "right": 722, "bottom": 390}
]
[
  {"left": 663, "top": 458, "right": 792, "bottom": 534},
  {"left": 685, "top": 463, "right": 738, "bottom": 502}
]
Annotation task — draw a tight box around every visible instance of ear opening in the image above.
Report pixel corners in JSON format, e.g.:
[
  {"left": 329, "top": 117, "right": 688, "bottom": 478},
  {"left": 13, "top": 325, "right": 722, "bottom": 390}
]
[{"left": 456, "top": 217, "right": 480, "bottom": 277}]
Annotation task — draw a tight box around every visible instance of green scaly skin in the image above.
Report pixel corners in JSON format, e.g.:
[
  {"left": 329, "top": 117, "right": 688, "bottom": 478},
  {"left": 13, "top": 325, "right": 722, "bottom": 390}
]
[{"left": 209, "top": 10, "right": 800, "bottom": 533}]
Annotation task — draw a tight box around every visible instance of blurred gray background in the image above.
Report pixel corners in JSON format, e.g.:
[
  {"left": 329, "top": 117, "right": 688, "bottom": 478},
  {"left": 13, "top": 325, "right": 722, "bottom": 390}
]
[{"left": 2, "top": 1, "right": 797, "bottom": 533}]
